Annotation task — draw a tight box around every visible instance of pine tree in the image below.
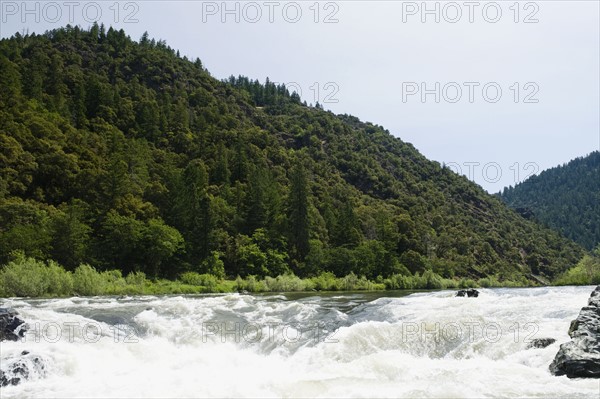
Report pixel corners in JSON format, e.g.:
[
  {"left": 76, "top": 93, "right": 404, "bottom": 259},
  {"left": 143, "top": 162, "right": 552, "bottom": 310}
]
[
  {"left": 177, "top": 160, "right": 211, "bottom": 264},
  {"left": 287, "top": 158, "right": 310, "bottom": 260},
  {"left": 0, "top": 57, "right": 21, "bottom": 106},
  {"left": 244, "top": 163, "right": 268, "bottom": 233},
  {"left": 231, "top": 138, "right": 249, "bottom": 183},
  {"left": 333, "top": 201, "right": 361, "bottom": 248},
  {"left": 212, "top": 141, "right": 230, "bottom": 185}
]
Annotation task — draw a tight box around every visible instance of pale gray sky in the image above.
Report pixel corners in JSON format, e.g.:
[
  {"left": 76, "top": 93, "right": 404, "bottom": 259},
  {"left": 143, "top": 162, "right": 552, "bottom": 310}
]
[{"left": 1, "top": 0, "right": 598, "bottom": 192}]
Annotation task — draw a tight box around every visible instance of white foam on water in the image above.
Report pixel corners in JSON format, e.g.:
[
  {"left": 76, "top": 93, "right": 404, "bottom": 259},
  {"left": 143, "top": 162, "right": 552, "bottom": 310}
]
[{"left": 1, "top": 287, "right": 598, "bottom": 398}]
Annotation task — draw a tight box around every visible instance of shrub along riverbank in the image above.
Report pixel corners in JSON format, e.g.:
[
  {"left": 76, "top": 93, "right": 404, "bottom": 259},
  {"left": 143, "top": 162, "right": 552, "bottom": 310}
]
[{"left": 0, "top": 252, "right": 597, "bottom": 298}]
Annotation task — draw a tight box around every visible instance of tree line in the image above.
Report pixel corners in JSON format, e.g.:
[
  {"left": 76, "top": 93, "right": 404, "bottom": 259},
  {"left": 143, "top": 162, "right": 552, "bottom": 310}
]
[{"left": 0, "top": 25, "right": 585, "bottom": 284}]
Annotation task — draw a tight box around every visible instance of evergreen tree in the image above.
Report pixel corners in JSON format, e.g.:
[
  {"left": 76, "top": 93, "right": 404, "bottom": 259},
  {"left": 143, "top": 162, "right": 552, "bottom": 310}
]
[
  {"left": 176, "top": 160, "right": 211, "bottom": 265},
  {"left": 231, "top": 138, "right": 249, "bottom": 183},
  {"left": 287, "top": 158, "right": 310, "bottom": 260},
  {"left": 50, "top": 202, "right": 91, "bottom": 270},
  {"left": 332, "top": 201, "right": 362, "bottom": 248},
  {"left": 212, "top": 141, "right": 231, "bottom": 185},
  {"left": 244, "top": 163, "right": 269, "bottom": 234}
]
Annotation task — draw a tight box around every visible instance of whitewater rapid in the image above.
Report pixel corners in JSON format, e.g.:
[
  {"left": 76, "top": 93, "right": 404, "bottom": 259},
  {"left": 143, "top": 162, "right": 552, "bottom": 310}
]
[{"left": 1, "top": 286, "right": 598, "bottom": 398}]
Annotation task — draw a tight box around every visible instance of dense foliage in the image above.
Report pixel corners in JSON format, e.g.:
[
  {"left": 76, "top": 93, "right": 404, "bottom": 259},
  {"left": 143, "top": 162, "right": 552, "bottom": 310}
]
[
  {"left": 500, "top": 152, "right": 600, "bottom": 250},
  {"left": 0, "top": 25, "right": 585, "bottom": 287},
  {"left": 554, "top": 246, "right": 600, "bottom": 286},
  {"left": 1, "top": 254, "right": 531, "bottom": 297}
]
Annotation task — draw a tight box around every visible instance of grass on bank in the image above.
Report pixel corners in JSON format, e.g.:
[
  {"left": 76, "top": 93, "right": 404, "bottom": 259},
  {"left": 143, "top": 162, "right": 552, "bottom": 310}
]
[{"left": 0, "top": 253, "right": 588, "bottom": 298}]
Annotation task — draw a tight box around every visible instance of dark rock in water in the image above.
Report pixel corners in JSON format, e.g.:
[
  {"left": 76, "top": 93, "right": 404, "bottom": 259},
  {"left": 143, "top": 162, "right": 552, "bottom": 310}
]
[
  {"left": 550, "top": 285, "right": 600, "bottom": 378},
  {"left": 456, "top": 289, "right": 479, "bottom": 298},
  {"left": 0, "top": 351, "right": 47, "bottom": 387},
  {"left": 0, "top": 308, "right": 27, "bottom": 341},
  {"left": 527, "top": 338, "right": 556, "bottom": 349}
]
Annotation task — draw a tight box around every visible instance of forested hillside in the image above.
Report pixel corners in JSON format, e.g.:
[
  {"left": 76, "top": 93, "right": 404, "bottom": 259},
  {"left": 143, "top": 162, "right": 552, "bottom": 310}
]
[
  {"left": 500, "top": 152, "right": 600, "bottom": 250},
  {"left": 0, "top": 25, "right": 584, "bottom": 283}
]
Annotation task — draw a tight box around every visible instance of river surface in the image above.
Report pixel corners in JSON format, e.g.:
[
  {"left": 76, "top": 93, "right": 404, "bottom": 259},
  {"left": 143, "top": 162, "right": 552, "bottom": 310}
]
[{"left": 1, "top": 286, "right": 599, "bottom": 398}]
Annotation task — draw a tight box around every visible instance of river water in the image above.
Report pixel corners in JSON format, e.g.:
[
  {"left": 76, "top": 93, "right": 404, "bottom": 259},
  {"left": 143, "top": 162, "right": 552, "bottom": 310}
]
[{"left": 1, "top": 286, "right": 598, "bottom": 398}]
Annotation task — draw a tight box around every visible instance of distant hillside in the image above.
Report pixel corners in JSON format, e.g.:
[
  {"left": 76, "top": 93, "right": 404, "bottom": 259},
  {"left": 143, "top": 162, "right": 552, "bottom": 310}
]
[
  {"left": 0, "top": 25, "right": 584, "bottom": 282},
  {"left": 500, "top": 152, "right": 600, "bottom": 250}
]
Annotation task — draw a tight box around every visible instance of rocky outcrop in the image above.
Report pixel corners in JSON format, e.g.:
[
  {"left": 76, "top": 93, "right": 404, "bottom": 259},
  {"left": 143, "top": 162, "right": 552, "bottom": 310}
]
[
  {"left": 0, "top": 308, "right": 27, "bottom": 341},
  {"left": 527, "top": 338, "right": 556, "bottom": 349},
  {"left": 0, "top": 351, "right": 47, "bottom": 387},
  {"left": 456, "top": 289, "right": 479, "bottom": 298},
  {"left": 550, "top": 286, "right": 600, "bottom": 378}
]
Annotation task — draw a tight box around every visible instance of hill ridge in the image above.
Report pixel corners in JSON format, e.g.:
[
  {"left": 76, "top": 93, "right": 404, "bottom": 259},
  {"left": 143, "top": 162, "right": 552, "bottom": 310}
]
[{"left": 0, "top": 25, "right": 584, "bottom": 282}]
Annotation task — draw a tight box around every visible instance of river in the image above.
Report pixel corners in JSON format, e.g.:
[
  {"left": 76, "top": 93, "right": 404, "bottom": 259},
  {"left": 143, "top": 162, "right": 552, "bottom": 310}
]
[{"left": 1, "top": 286, "right": 598, "bottom": 398}]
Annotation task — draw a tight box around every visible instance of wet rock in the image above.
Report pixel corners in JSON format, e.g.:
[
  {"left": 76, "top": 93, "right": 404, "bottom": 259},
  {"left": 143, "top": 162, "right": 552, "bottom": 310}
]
[
  {"left": 0, "top": 351, "right": 47, "bottom": 387},
  {"left": 550, "top": 285, "right": 600, "bottom": 378},
  {"left": 0, "top": 308, "right": 27, "bottom": 341},
  {"left": 456, "top": 289, "right": 479, "bottom": 298},
  {"left": 527, "top": 338, "right": 556, "bottom": 349}
]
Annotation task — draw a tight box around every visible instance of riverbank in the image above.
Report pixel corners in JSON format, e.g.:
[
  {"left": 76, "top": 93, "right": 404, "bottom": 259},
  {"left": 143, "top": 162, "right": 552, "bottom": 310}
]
[
  {"left": 1, "top": 250, "right": 598, "bottom": 299},
  {"left": 0, "top": 254, "right": 541, "bottom": 298}
]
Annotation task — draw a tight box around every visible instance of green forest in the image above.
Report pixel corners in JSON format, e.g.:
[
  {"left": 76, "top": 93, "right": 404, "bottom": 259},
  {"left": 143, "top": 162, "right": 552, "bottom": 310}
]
[
  {"left": 0, "top": 25, "right": 590, "bottom": 295},
  {"left": 500, "top": 151, "right": 600, "bottom": 250}
]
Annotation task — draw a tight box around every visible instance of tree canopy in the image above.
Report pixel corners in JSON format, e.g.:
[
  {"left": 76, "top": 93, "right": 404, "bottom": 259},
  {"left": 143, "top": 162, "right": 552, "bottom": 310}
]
[
  {"left": 500, "top": 151, "right": 599, "bottom": 250},
  {"left": 0, "top": 25, "right": 585, "bottom": 282}
]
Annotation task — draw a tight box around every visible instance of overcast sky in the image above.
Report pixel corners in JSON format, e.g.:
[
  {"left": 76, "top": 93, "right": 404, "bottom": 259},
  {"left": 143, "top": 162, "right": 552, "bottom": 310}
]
[{"left": 1, "top": 0, "right": 598, "bottom": 192}]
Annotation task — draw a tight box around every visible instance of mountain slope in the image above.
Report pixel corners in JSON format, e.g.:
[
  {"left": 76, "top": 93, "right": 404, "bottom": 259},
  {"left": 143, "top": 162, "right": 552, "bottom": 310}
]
[
  {"left": 500, "top": 152, "right": 600, "bottom": 250},
  {"left": 0, "top": 25, "right": 584, "bottom": 282}
]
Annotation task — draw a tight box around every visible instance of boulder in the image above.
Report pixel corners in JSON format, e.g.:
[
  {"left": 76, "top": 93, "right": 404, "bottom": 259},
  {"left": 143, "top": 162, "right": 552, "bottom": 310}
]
[
  {"left": 550, "top": 286, "right": 600, "bottom": 378},
  {"left": 0, "top": 351, "right": 47, "bottom": 387},
  {"left": 456, "top": 289, "right": 479, "bottom": 298},
  {"left": 0, "top": 308, "right": 27, "bottom": 341},
  {"left": 527, "top": 338, "right": 556, "bottom": 349}
]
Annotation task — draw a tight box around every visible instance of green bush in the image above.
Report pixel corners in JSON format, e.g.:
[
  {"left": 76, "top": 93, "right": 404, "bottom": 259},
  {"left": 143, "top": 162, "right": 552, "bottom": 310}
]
[
  {"left": 73, "top": 264, "right": 105, "bottom": 296},
  {"left": 235, "top": 275, "right": 266, "bottom": 292},
  {"left": 421, "top": 270, "right": 443, "bottom": 289},
  {"left": 384, "top": 274, "right": 414, "bottom": 290},
  {"left": 311, "top": 272, "right": 342, "bottom": 291},
  {"left": 100, "top": 270, "right": 127, "bottom": 295},
  {"left": 554, "top": 255, "right": 600, "bottom": 286},
  {"left": 0, "top": 254, "right": 55, "bottom": 297},
  {"left": 125, "top": 271, "right": 147, "bottom": 286},
  {"left": 264, "top": 273, "right": 306, "bottom": 292},
  {"left": 199, "top": 251, "right": 226, "bottom": 279},
  {"left": 385, "top": 271, "right": 448, "bottom": 290},
  {"left": 180, "top": 272, "right": 203, "bottom": 286},
  {"left": 441, "top": 278, "right": 459, "bottom": 289},
  {"left": 339, "top": 272, "right": 377, "bottom": 291},
  {"left": 197, "top": 274, "right": 219, "bottom": 291},
  {"left": 341, "top": 272, "right": 358, "bottom": 290},
  {"left": 45, "top": 260, "right": 74, "bottom": 296},
  {"left": 477, "top": 276, "right": 501, "bottom": 288},
  {"left": 458, "top": 278, "right": 478, "bottom": 289},
  {"left": 180, "top": 272, "right": 219, "bottom": 291}
]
